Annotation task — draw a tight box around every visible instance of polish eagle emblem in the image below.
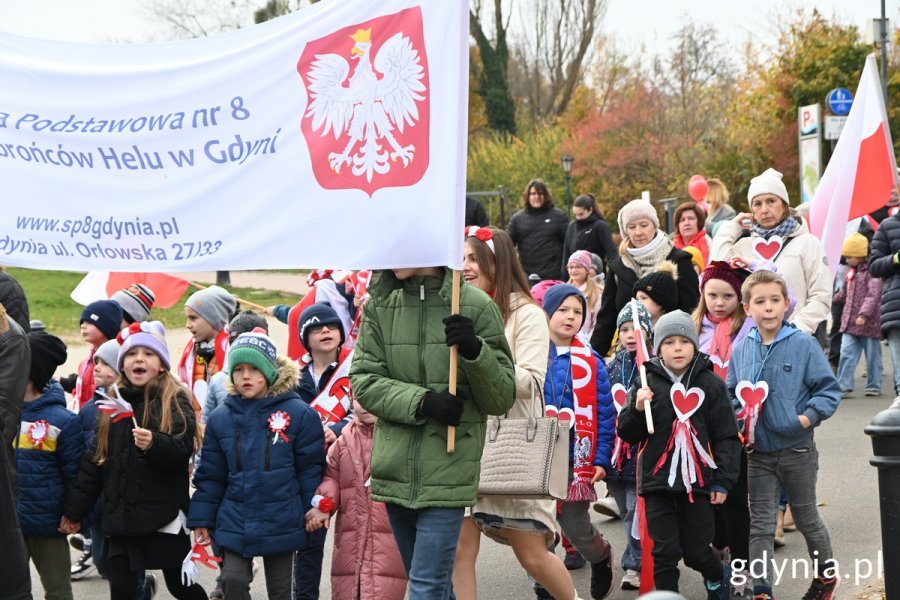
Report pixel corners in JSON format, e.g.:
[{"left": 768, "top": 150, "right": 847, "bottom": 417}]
[{"left": 303, "top": 27, "right": 427, "bottom": 183}]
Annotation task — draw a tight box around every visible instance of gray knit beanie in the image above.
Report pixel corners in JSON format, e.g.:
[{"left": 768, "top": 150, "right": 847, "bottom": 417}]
[
  {"left": 185, "top": 285, "right": 236, "bottom": 332},
  {"left": 652, "top": 310, "right": 699, "bottom": 355},
  {"left": 93, "top": 339, "right": 121, "bottom": 375}
]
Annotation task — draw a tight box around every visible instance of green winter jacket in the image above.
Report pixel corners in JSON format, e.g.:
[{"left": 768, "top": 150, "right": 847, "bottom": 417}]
[{"left": 350, "top": 269, "right": 516, "bottom": 508}]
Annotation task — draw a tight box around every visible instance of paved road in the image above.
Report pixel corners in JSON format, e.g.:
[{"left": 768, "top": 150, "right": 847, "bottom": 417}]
[{"left": 33, "top": 277, "right": 891, "bottom": 597}]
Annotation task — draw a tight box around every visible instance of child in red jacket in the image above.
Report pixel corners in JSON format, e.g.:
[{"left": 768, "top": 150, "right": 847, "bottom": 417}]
[{"left": 306, "top": 399, "right": 406, "bottom": 600}]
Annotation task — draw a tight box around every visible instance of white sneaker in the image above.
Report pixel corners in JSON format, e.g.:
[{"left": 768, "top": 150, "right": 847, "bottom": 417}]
[
  {"left": 592, "top": 496, "right": 621, "bottom": 519},
  {"left": 621, "top": 569, "right": 640, "bottom": 590}
]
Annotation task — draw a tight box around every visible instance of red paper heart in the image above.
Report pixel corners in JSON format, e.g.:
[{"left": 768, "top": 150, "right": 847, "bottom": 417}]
[
  {"left": 735, "top": 380, "right": 769, "bottom": 409},
  {"left": 670, "top": 383, "right": 705, "bottom": 422},
  {"left": 611, "top": 383, "right": 628, "bottom": 412},
  {"left": 753, "top": 236, "right": 783, "bottom": 261}
]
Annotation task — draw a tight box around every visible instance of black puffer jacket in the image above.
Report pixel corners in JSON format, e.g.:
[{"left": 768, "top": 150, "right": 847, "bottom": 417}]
[
  {"left": 507, "top": 204, "right": 568, "bottom": 281},
  {"left": 64, "top": 384, "right": 196, "bottom": 536},
  {"left": 590, "top": 247, "right": 700, "bottom": 356},
  {"left": 561, "top": 212, "right": 618, "bottom": 277},
  {"left": 617, "top": 355, "right": 741, "bottom": 497},
  {"left": 0, "top": 272, "right": 30, "bottom": 333},
  {"left": 869, "top": 213, "right": 900, "bottom": 333}
]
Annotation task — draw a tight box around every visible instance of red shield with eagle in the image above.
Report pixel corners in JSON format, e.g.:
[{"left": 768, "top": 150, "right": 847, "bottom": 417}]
[{"left": 297, "top": 7, "right": 430, "bottom": 197}]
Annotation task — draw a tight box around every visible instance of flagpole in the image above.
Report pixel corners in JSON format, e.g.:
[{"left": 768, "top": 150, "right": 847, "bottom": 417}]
[
  {"left": 447, "top": 270, "right": 460, "bottom": 453},
  {"left": 640, "top": 363, "right": 654, "bottom": 435}
]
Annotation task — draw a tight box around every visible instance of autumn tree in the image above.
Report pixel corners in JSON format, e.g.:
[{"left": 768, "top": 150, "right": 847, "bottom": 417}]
[{"left": 469, "top": 0, "right": 517, "bottom": 135}]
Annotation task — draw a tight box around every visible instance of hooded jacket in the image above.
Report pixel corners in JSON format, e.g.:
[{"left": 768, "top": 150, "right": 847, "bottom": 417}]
[
  {"left": 833, "top": 262, "right": 882, "bottom": 339},
  {"left": 64, "top": 382, "right": 197, "bottom": 536},
  {"left": 349, "top": 269, "right": 515, "bottom": 508},
  {"left": 617, "top": 355, "right": 741, "bottom": 497},
  {"left": 188, "top": 357, "right": 326, "bottom": 557},
  {"left": 508, "top": 203, "right": 569, "bottom": 281},
  {"left": 726, "top": 324, "right": 841, "bottom": 453},
  {"left": 710, "top": 217, "right": 832, "bottom": 335},
  {"left": 317, "top": 419, "right": 407, "bottom": 600},
  {"left": 0, "top": 304, "right": 30, "bottom": 490},
  {"left": 14, "top": 381, "right": 84, "bottom": 537}
]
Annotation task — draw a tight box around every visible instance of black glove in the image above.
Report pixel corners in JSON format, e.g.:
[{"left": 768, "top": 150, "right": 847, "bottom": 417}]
[
  {"left": 443, "top": 314, "right": 482, "bottom": 360},
  {"left": 59, "top": 373, "right": 77, "bottom": 394},
  {"left": 420, "top": 391, "right": 464, "bottom": 426}
]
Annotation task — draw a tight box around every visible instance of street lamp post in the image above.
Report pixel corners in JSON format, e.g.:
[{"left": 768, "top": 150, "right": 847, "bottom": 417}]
[{"left": 561, "top": 154, "right": 574, "bottom": 217}]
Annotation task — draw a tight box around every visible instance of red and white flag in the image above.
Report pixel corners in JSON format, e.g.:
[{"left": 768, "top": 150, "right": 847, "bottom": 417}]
[
  {"left": 96, "top": 385, "right": 136, "bottom": 424},
  {"left": 808, "top": 55, "right": 898, "bottom": 276},
  {"left": 632, "top": 299, "right": 651, "bottom": 368},
  {"left": 71, "top": 272, "right": 190, "bottom": 308}
]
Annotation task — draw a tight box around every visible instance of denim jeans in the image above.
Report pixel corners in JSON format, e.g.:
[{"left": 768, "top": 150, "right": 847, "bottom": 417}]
[
  {"left": 606, "top": 479, "right": 640, "bottom": 571},
  {"left": 836, "top": 334, "right": 883, "bottom": 393},
  {"left": 885, "top": 329, "right": 900, "bottom": 395},
  {"left": 385, "top": 504, "right": 464, "bottom": 600},
  {"left": 747, "top": 439, "right": 834, "bottom": 589}
]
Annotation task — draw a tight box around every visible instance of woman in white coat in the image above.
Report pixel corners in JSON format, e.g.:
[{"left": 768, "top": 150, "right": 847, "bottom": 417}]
[{"left": 710, "top": 168, "right": 832, "bottom": 335}]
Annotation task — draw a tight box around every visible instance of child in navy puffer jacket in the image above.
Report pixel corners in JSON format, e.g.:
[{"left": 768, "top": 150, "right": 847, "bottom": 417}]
[
  {"left": 188, "top": 332, "right": 325, "bottom": 599},
  {"left": 541, "top": 284, "right": 617, "bottom": 599},
  {"left": 14, "top": 332, "right": 83, "bottom": 600}
]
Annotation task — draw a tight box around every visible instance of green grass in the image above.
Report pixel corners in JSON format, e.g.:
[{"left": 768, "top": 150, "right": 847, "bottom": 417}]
[{"left": 6, "top": 268, "right": 301, "bottom": 340}]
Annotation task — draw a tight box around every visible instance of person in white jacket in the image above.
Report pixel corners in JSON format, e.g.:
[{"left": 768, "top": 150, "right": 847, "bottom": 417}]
[{"left": 709, "top": 168, "right": 832, "bottom": 335}]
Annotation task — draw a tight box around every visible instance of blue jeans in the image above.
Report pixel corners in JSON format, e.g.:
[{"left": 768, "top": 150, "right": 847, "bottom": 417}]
[
  {"left": 886, "top": 329, "right": 900, "bottom": 395},
  {"left": 606, "top": 480, "right": 640, "bottom": 571},
  {"left": 836, "top": 334, "right": 882, "bottom": 393},
  {"left": 385, "top": 504, "right": 464, "bottom": 600},
  {"left": 747, "top": 440, "right": 834, "bottom": 589}
]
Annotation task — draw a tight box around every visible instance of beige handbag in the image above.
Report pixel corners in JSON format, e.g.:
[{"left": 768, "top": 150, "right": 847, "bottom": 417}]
[{"left": 477, "top": 376, "right": 569, "bottom": 499}]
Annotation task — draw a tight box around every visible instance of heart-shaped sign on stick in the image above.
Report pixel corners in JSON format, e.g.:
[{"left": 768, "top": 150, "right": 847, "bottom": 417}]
[
  {"left": 735, "top": 380, "right": 769, "bottom": 410},
  {"left": 611, "top": 383, "right": 628, "bottom": 413},
  {"left": 753, "top": 235, "right": 784, "bottom": 261},
  {"left": 670, "top": 383, "right": 705, "bottom": 423}
]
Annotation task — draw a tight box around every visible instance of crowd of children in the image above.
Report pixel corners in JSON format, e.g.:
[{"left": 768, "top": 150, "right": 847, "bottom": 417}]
[{"left": 12, "top": 190, "right": 870, "bottom": 600}]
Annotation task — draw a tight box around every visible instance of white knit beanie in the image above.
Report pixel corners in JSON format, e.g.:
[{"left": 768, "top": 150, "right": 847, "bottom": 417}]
[
  {"left": 747, "top": 168, "right": 790, "bottom": 206},
  {"left": 617, "top": 200, "right": 660, "bottom": 234}
]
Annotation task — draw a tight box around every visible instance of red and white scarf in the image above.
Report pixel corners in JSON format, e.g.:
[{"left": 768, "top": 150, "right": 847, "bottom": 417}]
[
  {"left": 73, "top": 348, "right": 97, "bottom": 410},
  {"left": 568, "top": 337, "right": 599, "bottom": 502},
  {"left": 307, "top": 347, "right": 354, "bottom": 424},
  {"left": 178, "top": 329, "right": 229, "bottom": 408}
]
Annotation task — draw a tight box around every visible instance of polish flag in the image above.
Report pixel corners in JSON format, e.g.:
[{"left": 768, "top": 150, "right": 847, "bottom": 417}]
[
  {"left": 71, "top": 271, "right": 190, "bottom": 308},
  {"left": 808, "top": 55, "right": 898, "bottom": 276},
  {"left": 632, "top": 299, "right": 651, "bottom": 367}
]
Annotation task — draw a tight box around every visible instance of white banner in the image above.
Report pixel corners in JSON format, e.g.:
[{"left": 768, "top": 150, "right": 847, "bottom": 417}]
[{"left": 0, "top": 0, "right": 468, "bottom": 271}]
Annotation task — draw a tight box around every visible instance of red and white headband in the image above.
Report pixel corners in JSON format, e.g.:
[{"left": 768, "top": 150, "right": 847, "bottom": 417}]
[{"left": 464, "top": 226, "right": 495, "bottom": 253}]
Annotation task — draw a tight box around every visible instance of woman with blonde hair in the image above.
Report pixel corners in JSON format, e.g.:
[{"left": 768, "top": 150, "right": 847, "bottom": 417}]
[{"left": 705, "top": 178, "right": 736, "bottom": 235}]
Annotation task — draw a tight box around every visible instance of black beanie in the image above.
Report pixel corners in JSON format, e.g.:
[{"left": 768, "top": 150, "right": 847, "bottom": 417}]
[
  {"left": 228, "top": 310, "right": 269, "bottom": 343},
  {"left": 81, "top": 300, "right": 123, "bottom": 341},
  {"left": 633, "top": 261, "right": 679, "bottom": 314},
  {"left": 28, "top": 332, "right": 68, "bottom": 391},
  {"left": 298, "top": 302, "right": 345, "bottom": 349}
]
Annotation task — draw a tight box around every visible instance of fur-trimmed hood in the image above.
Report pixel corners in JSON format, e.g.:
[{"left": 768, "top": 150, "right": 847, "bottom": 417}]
[{"left": 224, "top": 356, "right": 299, "bottom": 398}]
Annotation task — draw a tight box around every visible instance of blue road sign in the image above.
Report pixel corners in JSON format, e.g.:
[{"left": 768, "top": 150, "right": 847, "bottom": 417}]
[{"left": 826, "top": 87, "right": 853, "bottom": 116}]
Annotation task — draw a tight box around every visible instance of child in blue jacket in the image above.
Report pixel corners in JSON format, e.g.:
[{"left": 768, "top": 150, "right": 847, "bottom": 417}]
[
  {"left": 14, "top": 332, "right": 83, "bottom": 600},
  {"left": 726, "top": 270, "right": 841, "bottom": 600},
  {"left": 542, "top": 284, "right": 616, "bottom": 599},
  {"left": 188, "top": 332, "right": 325, "bottom": 599}
]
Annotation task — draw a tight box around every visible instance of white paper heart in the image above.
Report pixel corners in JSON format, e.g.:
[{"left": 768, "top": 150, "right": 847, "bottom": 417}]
[
  {"left": 670, "top": 382, "right": 705, "bottom": 423},
  {"left": 709, "top": 355, "right": 729, "bottom": 379},
  {"left": 611, "top": 383, "right": 628, "bottom": 413}
]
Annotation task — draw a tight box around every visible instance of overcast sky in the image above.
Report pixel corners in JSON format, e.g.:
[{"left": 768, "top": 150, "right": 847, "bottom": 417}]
[{"left": 0, "top": 0, "right": 892, "bottom": 54}]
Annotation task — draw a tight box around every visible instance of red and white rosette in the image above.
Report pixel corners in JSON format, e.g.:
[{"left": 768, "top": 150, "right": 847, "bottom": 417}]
[
  {"left": 268, "top": 411, "right": 291, "bottom": 445},
  {"left": 735, "top": 380, "right": 769, "bottom": 447},
  {"left": 29, "top": 420, "right": 50, "bottom": 449},
  {"left": 311, "top": 494, "right": 335, "bottom": 514},
  {"left": 652, "top": 384, "right": 717, "bottom": 502}
]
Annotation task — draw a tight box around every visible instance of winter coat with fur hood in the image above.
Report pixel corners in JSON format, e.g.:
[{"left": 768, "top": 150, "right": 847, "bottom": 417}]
[
  {"left": 317, "top": 419, "right": 407, "bottom": 600},
  {"left": 187, "top": 357, "right": 326, "bottom": 558}
]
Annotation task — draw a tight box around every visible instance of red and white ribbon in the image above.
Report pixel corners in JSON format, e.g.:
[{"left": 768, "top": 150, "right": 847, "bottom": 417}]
[{"left": 268, "top": 411, "right": 291, "bottom": 444}]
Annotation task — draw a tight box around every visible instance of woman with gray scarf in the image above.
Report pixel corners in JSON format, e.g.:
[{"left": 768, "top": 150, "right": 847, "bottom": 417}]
[
  {"left": 590, "top": 200, "right": 700, "bottom": 356},
  {"left": 709, "top": 168, "right": 831, "bottom": 336}
]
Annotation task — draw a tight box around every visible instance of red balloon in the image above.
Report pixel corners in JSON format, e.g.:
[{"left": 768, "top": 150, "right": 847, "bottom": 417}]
[{"left": 688, "top": 176, "right": 708, "bottom": 201}]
